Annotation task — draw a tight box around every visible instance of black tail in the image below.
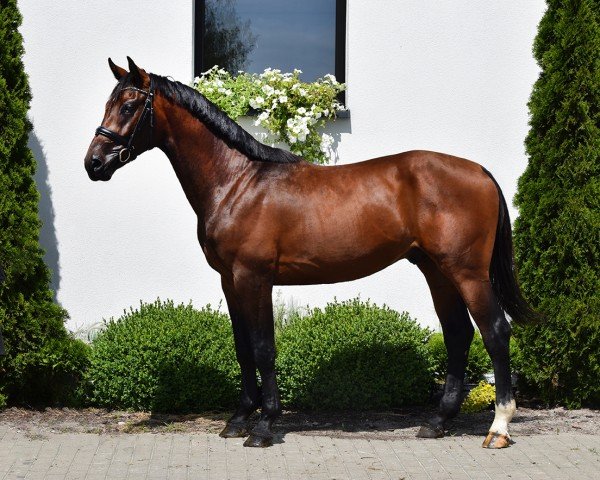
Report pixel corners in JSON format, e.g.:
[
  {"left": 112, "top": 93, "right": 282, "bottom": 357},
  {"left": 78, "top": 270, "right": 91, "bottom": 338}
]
[{"left": 482, "top": 168, "right": 540, "bottom": 324}]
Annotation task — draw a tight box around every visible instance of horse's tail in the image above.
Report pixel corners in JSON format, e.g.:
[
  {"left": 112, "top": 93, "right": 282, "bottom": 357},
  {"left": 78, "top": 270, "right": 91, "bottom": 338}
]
[{"left": 482, "top": 168, "right": 541, "bottom": 324}]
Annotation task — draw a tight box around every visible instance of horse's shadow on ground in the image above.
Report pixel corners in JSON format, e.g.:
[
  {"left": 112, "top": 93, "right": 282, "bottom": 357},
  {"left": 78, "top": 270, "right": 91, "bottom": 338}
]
[{"left": 127, "top": 407, "right": 540, "bottom": 445}]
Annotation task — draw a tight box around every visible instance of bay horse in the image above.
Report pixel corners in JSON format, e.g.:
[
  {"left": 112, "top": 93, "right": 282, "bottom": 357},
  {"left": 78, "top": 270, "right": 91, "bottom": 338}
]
[{"left": 84, "top": 58, "right": 537, "bottom": 449}]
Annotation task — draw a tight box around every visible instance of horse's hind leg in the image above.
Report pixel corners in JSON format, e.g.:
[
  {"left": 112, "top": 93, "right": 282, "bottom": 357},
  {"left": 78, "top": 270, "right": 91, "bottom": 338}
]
[
  {"left": 415, "top": 255, "right": 474, "bottom": 438},
  {"left": 453, "top": 272, "right": 515, "bottom": 448}
]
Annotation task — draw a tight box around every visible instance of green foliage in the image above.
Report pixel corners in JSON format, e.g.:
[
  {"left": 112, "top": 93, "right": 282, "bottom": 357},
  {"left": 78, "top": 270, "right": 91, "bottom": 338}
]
[
  {"left": 83, "top": 300, "right": 240, "bottom": 412},
  {"left": 513, "top": 0, "right": 600, "bottom": 407},
  {"left": 13, "top": 337, "right": 90, "bottom": 406},
  {"left": 427, "top": 332, "right": 493, "bottom": 383},
  {"left": 461, "top": 381, "right": 495, "bottom": 413},
  {"left": 0, "top": 0, "right": 76, "bottom": 405},
  {"left": 276, "top": 298, "right": 433, "bottom": 410},
  {"left": 193, "top": 66, "right": 346, "bottom": 164},
  {"left": 427, "top": 332, "right": 524, "bottom": 383}
]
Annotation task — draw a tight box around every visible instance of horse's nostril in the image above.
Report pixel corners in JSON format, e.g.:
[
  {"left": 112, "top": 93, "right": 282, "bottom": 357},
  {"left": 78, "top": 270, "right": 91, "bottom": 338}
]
[{"left": 91, "top": 155, "right": 102, "bottom": 171}]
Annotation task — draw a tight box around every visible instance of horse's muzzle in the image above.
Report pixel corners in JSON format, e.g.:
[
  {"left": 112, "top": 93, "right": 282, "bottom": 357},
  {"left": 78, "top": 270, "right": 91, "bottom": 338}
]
[{"left": 91, "top": 155, "right": 103, "bottom": 172}]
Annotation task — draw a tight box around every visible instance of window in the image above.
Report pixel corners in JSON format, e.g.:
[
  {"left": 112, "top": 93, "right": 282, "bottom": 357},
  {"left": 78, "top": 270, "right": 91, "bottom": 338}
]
[{"left": 194, "top": 0, "right": 346, "bottom": 84}]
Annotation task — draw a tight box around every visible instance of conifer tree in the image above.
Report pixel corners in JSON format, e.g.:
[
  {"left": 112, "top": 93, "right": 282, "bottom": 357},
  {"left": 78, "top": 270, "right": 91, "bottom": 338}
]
[
  {"left": 0, "top": 0, "right": 87, "bottom": 404},
  {"left": 513, "top": 0, "right": 600, "bottom": 406}
]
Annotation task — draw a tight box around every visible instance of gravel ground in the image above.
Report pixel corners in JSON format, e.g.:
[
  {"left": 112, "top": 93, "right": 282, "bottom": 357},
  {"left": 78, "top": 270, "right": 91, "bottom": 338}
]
[{"left": 1, "top": 406, "right": 598, "bottom": 441}]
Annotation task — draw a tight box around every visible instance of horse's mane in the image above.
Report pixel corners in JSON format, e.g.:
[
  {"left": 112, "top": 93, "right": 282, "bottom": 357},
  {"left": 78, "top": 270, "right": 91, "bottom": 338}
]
[{"left": 128, "top": 73, "right": 300, "bottom": 164}]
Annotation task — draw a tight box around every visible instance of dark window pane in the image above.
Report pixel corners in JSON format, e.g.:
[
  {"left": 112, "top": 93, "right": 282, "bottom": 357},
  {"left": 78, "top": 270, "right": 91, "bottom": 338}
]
[{"left": 203, "top": 0, "right": 336, "bottom": 81}]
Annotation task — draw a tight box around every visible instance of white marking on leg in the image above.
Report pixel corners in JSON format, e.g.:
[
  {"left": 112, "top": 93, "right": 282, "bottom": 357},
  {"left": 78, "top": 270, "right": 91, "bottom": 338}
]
[{"left": 489, "top": 399, "right": 516, "bottom": 435}]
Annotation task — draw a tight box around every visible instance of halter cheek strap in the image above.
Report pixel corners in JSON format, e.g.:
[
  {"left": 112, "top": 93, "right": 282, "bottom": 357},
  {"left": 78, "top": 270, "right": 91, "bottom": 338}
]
[{"left": 95, "top": 80, "right": 154, "bottom": 163}]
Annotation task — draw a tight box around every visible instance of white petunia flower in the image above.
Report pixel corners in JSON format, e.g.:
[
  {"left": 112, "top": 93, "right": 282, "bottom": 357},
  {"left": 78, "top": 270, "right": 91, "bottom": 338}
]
[
  {"left": 249, "top": 96, "right": 265, "bottom": 109},
  {"left": 262, "top": 84, "right": 275, "bottom": 96},
  {"left": 201, "top": 66, "right": 219, "bottom": 76},
  {"left": 279, "top": 95, "right": 288, "bottom": 103},
  {"left": 254, "top": 112, "right": 269, "bottom": 127}
]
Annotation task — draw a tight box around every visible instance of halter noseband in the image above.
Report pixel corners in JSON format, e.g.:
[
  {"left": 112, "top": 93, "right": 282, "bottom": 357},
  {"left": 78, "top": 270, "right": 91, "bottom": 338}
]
[{"left": 95, "top": 79, "right": 154, "bottom": 163}]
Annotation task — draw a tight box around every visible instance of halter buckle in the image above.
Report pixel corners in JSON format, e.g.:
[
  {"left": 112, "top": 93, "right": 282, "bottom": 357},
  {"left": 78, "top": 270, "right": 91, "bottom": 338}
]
[{"left": 119, "top": 148, "right": 132, "bottom": 163}]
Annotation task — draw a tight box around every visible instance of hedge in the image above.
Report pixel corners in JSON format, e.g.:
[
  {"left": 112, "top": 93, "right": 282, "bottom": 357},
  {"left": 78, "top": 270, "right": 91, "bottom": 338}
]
[
  {"left": 0, "top": 0, "right": 83, "bottom": 406},
  {"left": 82, "top": 298, "right": 435, "bottom": 412},
  {"left": 513, "top": 0, "right": 600, "bottom": 407},
  {"left": 427, "top": 332, "right": 492, "bottom": 383},
  {"left": 82, "top": 300, "right": 240, "bottom": 412},
  {"left": 276, "top": 298, "right": 433, "bottom": 410}
]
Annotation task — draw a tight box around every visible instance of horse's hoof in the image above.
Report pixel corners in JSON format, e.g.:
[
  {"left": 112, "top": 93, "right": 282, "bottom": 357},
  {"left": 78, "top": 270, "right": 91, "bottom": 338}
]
[
  {"left": 416, "top": 424, "right": 445, "bottom": 439},
  {"left": 219, "top": 422, "right": 249, "bottom": 438},
  {"left": 482, "top": 431, "right": 512, "bottom": 449},
  {"left": 243, "top": 434, "right": 273, "bottom": 448}
]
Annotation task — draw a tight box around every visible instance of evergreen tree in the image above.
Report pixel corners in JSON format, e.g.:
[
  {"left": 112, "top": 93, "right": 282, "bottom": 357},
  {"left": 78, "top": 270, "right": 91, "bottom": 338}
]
[
  {"left": 0, "top": 0, "right": 87, "bottom": 404},
  {"left": 513, "top": 0, "right": 600, "bottom": 406}
]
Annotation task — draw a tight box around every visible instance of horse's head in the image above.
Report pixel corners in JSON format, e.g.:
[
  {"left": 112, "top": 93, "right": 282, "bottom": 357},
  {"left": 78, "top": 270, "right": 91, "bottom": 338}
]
[{"left": 84, "top": 57, "right": 155, "bottom": 181}]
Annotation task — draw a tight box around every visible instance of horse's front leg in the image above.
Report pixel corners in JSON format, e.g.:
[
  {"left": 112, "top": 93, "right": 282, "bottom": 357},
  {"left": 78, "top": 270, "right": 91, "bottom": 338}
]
[
  {"left": 223, "top": 269, "right": 281, "bottom": 447},
  {"left": 220, "top": 278, "right": 262, "bottom": 438}
]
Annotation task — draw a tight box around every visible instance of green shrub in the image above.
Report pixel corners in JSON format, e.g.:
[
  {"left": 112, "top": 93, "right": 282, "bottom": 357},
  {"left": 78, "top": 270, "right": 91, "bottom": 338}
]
[
  {"left": 430, "top": 331, "right": 527, "bottom": 385},
  {"left": 83, "top": 300, "right": 239, "bottom": 412},
  {"left": 0, "top": 1, "right": 75, "bottom": 406},
  {"left": 13, "top": 337, "right": 90, "bottom": 406},
  {"left": 513, "top": 0, "right": 600, "bottom": 406},
  {"left": 427, "top": 332, "right": 524, "bottom": 383},
  {"left": 461, "top": 381, "right": 495, "bottom": 413},
  {"left": 276, "top": 298, "right": 433, "bottom": 410},
  {"left": 428, "top": 331, "right": 492, "bottom": 383}
]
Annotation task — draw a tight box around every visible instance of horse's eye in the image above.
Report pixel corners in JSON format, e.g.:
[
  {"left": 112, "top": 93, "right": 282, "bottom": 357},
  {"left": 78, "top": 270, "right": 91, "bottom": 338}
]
[{"left": 120, "top": 103, "right": 135, "bottom": 115}]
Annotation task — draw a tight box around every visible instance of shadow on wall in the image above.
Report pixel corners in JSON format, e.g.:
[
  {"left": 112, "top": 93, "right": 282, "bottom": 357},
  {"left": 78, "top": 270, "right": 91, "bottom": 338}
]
[
  {"left": 326, "top": 116, "right": 351, "bottom": 163},
  {"left": 29, "top": 132, "right": 61, "bottom": 302},
  {"left": 237, "top": 115, "right": 352, "bottom": 164}
]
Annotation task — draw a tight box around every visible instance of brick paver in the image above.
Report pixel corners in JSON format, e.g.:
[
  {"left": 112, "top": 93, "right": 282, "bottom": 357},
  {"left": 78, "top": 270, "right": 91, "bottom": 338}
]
[{"left": 0, "top": 425, "right": 598, "bottom": 479}]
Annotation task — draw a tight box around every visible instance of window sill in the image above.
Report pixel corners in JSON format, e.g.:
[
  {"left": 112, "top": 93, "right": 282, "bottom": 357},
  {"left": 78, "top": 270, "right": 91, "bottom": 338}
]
[{"left": 242, "top": 108, "right": 350, "bottom": 119}]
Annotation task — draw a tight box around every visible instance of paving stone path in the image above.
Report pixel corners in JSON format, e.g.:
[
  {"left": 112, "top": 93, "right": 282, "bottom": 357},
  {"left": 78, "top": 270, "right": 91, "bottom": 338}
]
[{"left": 1, "top": 425, "right": 599, "bottom": 480}]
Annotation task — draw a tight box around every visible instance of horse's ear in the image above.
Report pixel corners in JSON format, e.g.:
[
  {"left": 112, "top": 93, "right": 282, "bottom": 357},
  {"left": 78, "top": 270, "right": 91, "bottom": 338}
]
[
  {"left": 108, "top": 58, "right": 127, "bottom": 81},
  {"left": 127, "top": 56, "right": 149, "bottom": 88}
]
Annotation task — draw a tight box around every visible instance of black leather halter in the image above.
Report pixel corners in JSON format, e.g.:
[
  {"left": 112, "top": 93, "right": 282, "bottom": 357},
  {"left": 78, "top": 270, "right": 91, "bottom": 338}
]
[{"left": 95, "top": 79, "right": 154, "bottom": 163}]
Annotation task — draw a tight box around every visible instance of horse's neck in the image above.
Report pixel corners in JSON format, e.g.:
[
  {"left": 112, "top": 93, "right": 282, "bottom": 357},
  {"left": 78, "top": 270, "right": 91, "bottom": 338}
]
[{"left": 157, "top": 99, "right": 250, "bottom": 221}]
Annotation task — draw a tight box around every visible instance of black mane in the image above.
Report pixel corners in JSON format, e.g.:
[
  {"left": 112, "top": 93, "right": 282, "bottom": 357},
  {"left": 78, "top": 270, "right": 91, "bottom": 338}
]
[{"left": 145, "top": 73, "right": 301, "bottom": 164}]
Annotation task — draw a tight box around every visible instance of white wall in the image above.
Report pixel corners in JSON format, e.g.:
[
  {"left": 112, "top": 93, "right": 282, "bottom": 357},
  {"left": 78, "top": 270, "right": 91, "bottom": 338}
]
[{"left": 18, "top": 0, "right": 546, "bottom": 331}]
